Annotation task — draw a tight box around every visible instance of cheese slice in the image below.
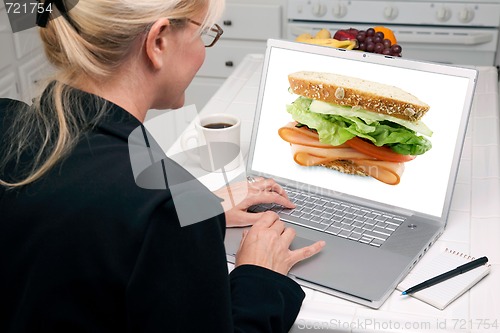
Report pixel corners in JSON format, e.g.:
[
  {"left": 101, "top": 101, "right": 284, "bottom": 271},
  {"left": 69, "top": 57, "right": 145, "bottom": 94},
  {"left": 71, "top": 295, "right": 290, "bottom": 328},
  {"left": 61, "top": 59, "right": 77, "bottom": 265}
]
[{"left": 310, "top": 100, "right": 433, "bottom": 137}]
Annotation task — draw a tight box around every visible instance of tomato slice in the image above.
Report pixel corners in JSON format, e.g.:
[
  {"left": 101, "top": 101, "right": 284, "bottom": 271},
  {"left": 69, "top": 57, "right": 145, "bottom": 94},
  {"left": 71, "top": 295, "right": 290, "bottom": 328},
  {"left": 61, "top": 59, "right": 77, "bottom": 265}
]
[{"left": 344, "top": 137, "right": 416, "bottom": 162}]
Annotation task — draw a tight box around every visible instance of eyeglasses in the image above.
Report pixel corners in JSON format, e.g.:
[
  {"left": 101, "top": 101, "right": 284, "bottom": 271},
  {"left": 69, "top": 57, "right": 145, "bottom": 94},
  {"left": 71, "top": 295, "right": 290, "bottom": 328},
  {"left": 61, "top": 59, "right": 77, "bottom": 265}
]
[{"left": 187, "top": 19, "right": 223, "bottom": 48}]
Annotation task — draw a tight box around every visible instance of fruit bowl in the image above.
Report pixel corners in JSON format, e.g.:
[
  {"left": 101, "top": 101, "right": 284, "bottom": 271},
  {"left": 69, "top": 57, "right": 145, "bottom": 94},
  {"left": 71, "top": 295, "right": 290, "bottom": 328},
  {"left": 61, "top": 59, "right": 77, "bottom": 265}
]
[{"left": 296, "top": 26, "right": 402, "bottom": 57}]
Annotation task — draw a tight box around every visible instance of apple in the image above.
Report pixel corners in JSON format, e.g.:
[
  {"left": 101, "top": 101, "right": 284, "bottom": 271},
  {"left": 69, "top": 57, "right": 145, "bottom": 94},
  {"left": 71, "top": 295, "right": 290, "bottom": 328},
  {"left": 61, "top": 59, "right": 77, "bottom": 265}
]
[{"left": 333, "top": 28, "right": 359, "bottom": 41}]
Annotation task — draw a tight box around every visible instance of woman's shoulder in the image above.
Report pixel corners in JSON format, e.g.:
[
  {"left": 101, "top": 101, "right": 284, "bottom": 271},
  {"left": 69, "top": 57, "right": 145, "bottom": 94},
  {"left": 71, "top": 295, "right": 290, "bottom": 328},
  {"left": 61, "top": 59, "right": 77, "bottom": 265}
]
[
  {"left": 0, "top": 98, "right": 29, "bottom": 119},
  {"left": 0, "top": 98, "right": 28, "bottom": 152},
  {"left": 0, "top": 99, "right": 32, "bottom": 139},
  {"left": 0, "top": 98, "right": 26, "bottom": 108}
]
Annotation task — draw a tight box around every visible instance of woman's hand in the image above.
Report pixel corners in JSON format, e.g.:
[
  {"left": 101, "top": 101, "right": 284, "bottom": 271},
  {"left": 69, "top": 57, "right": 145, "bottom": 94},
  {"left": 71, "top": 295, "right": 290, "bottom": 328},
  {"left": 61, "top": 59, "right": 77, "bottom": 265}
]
[
  {"left": 214, "top": 177, "right": 296, "bottom": 228},
  {"left": 235, "top": 211, "right": 325, "bottom": 275}
]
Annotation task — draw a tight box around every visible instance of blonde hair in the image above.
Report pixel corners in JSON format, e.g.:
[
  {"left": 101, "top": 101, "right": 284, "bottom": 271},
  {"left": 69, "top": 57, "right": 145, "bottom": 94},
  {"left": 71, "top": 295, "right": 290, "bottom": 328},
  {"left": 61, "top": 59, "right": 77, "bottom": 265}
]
[{"left": 0, "top": 0, "right": 225, "bottom": 188}]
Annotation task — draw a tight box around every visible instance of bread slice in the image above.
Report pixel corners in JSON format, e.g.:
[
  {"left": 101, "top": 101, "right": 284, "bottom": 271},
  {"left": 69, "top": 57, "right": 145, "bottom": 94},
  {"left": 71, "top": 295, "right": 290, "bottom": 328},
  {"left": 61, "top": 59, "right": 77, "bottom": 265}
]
[
  {"left": 288, "top": 71, "right": 430, "bottom": 122},
  {"left": 320, "top": 160, "right": 368, "bottom": 177}
]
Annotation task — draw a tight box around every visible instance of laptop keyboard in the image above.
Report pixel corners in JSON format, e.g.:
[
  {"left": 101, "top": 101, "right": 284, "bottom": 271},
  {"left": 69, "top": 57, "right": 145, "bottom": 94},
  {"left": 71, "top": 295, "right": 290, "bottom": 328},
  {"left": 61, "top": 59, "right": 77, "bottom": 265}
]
[{"left": 249, "top": 185, "right": 406, "bottom": 248}]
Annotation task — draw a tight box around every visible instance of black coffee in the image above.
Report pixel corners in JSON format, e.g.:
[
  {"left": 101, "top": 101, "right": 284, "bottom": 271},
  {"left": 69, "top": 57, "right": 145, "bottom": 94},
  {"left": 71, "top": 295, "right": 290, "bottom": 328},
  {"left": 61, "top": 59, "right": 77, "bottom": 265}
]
[{"left": 203, "top": 122, "right": 233, "bottom": 129}]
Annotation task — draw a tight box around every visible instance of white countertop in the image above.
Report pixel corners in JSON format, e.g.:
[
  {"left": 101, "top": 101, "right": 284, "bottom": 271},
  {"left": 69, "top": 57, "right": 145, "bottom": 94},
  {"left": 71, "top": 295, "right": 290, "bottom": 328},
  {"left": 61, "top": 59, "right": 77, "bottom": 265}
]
[{"left": 199, "top": 54, "right": 500, "bottom": 332}]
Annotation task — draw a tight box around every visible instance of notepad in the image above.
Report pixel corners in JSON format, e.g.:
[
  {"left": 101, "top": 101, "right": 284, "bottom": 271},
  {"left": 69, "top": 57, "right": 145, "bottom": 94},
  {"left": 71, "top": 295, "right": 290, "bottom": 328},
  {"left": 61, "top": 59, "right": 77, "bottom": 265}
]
[{"left": 397, "top": 248, "right": 490, "bottom": 310}]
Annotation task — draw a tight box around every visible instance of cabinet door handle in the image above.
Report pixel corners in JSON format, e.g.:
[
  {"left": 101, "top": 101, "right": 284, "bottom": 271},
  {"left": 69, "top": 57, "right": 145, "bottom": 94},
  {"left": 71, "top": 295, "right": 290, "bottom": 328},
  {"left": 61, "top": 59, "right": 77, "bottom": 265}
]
[
  {"left": 223, "top": 20, "right": 232, "bottom": 26},
  {"left": 225, "top": 61, "right": 234, "bottom": 67}
]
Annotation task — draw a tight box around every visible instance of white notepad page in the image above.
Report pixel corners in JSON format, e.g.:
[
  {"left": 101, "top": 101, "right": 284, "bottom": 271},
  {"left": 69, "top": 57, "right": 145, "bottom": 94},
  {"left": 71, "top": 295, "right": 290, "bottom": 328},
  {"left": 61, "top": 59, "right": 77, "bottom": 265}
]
[{"left": 397, "top": 248, "right": 490, "bottom": 310}]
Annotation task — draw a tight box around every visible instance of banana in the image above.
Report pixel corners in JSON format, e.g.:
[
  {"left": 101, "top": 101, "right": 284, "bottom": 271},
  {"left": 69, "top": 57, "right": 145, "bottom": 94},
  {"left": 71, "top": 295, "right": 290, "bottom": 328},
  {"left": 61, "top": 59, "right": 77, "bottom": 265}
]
[
  {"left": 296, "top": 29, "right": 358, "bottom": 50},
  {"left": 295, "top": 33, "right": 313, "bottom": 42},
  {"left": 296, "top": 37, "right": 357, "bottom": 49},
  {"left": 315, "top": 28, "right": 331, "bottom": 39},
  {"left": 345, "top": 40, "right": 357, "bottom": 50}
]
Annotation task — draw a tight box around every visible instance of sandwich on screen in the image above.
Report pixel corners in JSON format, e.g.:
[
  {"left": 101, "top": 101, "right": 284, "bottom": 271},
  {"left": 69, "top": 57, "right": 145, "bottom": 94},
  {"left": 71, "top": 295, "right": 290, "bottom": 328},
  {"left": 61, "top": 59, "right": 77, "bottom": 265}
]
[{"left": 278, "top": 71, "right": 433, "bottom": 185}]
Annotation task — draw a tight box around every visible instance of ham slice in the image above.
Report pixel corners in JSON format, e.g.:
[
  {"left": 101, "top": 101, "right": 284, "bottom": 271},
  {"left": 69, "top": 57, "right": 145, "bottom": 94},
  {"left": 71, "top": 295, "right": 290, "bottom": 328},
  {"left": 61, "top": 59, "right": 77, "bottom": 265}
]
[
  {"left": 354, "top": 160, "right": 405, "bottom": 185},
  {"left": 290, "top": 144, "right": 375, "bottom": 165},
  {"left": 278, "top": 122, "right": 339, "bottom": 148},
  {"left": 278, "top": 122, "right": 405, "bottom": 185}
]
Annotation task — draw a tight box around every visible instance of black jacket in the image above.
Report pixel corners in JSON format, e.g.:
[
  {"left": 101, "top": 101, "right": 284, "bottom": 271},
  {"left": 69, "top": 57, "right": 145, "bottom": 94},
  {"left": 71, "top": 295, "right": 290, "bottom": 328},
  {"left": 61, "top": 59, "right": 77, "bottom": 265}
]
[{"left": 0, "top": 90, "right": 305, "bottom": 333}]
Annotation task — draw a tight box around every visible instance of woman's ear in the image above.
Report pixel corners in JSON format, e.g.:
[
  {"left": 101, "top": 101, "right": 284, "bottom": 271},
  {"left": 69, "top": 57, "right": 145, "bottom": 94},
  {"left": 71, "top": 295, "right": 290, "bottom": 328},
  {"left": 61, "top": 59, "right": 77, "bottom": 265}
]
[{"left": 145, "top": 18, "right": 171, "bottom": 70}]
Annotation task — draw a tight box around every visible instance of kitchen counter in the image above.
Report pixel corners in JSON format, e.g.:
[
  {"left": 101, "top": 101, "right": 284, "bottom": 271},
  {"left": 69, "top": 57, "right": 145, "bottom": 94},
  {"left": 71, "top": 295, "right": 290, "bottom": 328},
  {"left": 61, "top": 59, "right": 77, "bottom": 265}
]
[
  {"left": 145, "top": 53, "right": 499, "bottom": 332},
  {"left": 199, "top": 54, "right": 500, "bottom": 332}
]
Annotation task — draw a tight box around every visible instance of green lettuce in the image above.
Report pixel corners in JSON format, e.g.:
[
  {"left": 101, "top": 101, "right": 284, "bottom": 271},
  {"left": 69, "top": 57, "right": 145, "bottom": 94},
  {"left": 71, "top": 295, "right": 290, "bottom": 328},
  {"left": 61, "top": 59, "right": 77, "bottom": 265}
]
[{"left": 286, "top": 97, "right": 432, "bottom": 155}]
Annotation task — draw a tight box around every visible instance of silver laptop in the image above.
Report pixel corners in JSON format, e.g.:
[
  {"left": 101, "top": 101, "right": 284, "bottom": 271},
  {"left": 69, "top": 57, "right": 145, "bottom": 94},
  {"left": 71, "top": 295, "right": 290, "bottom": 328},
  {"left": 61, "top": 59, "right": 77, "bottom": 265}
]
[{"left": 224, "top": 39, "right": 478, "bottom": 309}]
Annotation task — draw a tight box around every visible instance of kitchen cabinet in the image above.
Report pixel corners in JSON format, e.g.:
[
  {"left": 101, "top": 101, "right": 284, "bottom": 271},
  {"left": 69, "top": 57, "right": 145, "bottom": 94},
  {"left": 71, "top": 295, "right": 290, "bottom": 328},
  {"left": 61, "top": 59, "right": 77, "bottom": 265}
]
[
  {"left": 0, "top": 5, "right": 19, "bottom": 100},
  {"left": 1, "top": 0, "right": 287, "bottom": 129},
  {"left": 0, "top": 5, "right": 53, "bottom": 103},
  {"left": 184, "top": 0, "right": 284, "bottom": 111},
  {"left": 0, "top": 72, "right": 18, "bottom": 100}
]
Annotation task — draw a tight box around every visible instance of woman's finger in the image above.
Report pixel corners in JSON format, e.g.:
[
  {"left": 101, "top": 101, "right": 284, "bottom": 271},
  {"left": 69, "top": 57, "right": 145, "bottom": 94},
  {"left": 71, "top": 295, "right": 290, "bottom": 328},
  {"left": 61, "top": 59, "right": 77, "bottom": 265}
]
[
  {"left": 288, "top": 241, "right": 326, "bottom": 266},
  {"left": 243, "top": 188, "right": 296, "bottom": 209},
  {"left": 251, "top": 178, "right": 289, "bottom": 199},
  {"left": 253, "top": 211, "right": 280, "bottom": 229},
  {"left": 280, "top": 227, "right": 297, "bottom": 246},
  {"left": 268, "top": 181, "right": 290, "bottom": 200},
  {"left": 268, "top": 218, "right": 286, "bottom": 235},
  {"left": 237, "top": 229, "right": 250, "bottom": 253}
]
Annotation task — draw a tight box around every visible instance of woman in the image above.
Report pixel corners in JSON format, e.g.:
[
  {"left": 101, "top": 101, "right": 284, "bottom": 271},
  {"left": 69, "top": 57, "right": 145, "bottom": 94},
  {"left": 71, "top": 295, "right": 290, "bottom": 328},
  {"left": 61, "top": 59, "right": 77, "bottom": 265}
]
[{"left": 0, "top": 0, "right": 324, "bottom": 332}]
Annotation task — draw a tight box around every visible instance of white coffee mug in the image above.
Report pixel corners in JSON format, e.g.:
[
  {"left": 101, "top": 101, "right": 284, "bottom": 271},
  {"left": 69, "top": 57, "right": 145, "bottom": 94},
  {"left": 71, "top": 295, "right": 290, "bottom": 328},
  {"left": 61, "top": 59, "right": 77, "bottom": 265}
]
[{"left": 181, "top": 113, "right": 241, "bottom": 172}]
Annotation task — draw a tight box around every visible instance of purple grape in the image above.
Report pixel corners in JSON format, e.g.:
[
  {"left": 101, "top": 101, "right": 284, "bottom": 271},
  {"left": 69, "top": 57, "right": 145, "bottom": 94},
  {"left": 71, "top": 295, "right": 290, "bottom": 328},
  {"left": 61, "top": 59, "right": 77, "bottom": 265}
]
[
  {"left": 374, "top": 43, "right": 384, "bottom": 53},
  {"left": 358, "top": 42, "right": 367, "bottom": 51},
  {"left": 365, "top": 36, "right": 373, "bottom": 44},
  {"left": 366, "top": 28, "right": 375, "bottom": 36},
  {"left": 382, "top": 48, "right": 392, "bottom": 55},
  {"left": 366, "top": 42, "right": 375, "bottom": 52},
  {"left": 373, "top": 36, "right": 382, "bottom": 44},
  {"left": 383, "top": 39, "right": 392, "bottom": 48},
  {"left": 376, "top": 31, "right": 385, "bottom": 39},
  {"left": 391, "top": 44, "right": 402, "bottom": 54},
  {"left": 356, "top": 32, "right": 366, "bottom": 42}
]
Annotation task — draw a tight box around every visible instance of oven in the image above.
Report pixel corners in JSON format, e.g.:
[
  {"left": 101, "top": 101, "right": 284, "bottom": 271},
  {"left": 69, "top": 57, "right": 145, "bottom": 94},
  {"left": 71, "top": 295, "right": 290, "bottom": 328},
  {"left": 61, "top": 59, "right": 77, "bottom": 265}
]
[{"left": 286, "top": 0, "right": 500, "bottom": 66}]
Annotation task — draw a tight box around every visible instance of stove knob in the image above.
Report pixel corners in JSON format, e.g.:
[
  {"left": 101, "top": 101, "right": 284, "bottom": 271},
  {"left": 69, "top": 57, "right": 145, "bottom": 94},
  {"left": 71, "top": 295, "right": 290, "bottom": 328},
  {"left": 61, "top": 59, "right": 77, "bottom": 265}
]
[
  {"left": 458, "top": 7, "right": 475, "bottom": 23},
  {"left": 332, "top": 3, "right": 347, "bottom": 18},
  {"left": 436, "top": 6, "right": 451, "bottom": 22},
  {"left": 312, "top": 3, "right": 327, "bottom": 17},
  {"left": 383, "top": 6, "right": 399, "bottom": 20}
]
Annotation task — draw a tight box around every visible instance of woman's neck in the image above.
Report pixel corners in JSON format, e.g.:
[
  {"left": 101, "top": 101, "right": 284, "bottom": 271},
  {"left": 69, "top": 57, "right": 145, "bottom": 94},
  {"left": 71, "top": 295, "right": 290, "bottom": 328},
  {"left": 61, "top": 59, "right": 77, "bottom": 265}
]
[{"left": 72, "top": 66, "right": 152, "bottom": 123}]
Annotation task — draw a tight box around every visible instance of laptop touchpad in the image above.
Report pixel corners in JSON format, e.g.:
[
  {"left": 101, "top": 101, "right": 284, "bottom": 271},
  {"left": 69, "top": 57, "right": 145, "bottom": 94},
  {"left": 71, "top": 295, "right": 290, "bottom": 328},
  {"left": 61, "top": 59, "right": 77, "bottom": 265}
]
[{"left": 290, "top": 236, "right": 316, "bottom": 251}]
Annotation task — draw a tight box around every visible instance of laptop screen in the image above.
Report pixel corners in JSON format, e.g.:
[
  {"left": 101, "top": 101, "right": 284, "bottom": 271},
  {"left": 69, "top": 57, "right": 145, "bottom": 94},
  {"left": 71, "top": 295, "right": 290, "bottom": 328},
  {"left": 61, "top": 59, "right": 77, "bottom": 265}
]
[{"left": 249, "top": 40, "right": 477, "bottom": 219}]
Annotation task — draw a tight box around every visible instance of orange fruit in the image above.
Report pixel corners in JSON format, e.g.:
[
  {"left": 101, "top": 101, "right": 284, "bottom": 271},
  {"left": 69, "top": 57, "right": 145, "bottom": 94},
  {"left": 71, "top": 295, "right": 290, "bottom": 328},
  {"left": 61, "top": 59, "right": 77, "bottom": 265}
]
[{"left": 374, "top": 26, "right": 397, "bottom": 45}]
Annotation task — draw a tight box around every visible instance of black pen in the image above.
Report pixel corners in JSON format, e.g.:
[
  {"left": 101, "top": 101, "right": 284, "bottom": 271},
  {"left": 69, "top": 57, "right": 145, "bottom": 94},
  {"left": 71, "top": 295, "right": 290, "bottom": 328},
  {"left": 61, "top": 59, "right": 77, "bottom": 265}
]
[{"left": 402, "top": 256, "right": 488, "bottom": 295}]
